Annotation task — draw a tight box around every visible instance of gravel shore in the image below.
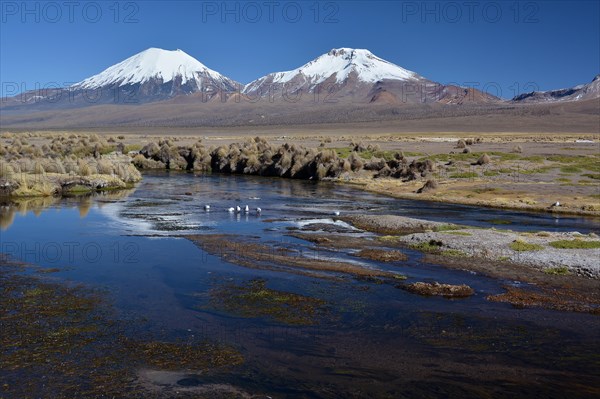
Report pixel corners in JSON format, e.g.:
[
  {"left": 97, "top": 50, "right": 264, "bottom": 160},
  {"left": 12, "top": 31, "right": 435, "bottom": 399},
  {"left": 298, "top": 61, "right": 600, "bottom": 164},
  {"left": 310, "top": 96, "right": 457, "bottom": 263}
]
[
  {"left": 398, "top": 229, "right": 600, "bottom": 278},
  {"left": 339, "top": 214, "right": 457, "bottom": 235},
  {"left": 341, "top": 214, "right": 600, "bottom": 279}
]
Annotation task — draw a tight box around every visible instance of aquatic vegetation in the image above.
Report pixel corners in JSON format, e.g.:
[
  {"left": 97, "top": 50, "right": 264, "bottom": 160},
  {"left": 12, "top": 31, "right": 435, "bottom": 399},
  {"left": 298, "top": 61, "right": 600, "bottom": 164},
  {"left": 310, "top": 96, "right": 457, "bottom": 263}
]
[
  {"left": 207, "top": 279, "right": 328, "bottom": 325},
  {"left": 488, "top": 219, "right": 512, "bottom": 225},
  {"left": 548, "top": 239, "right": 600, "bottom": 249},
  {"left": 509, "top": 240, "right": 544, "bottom": 251},
  {"left": 354, "top": 248, "right": 407, "bottom": 262},
  {"left": 37, "top": 267, "right": 61, "bottom": 273},
  {"left": 401, "top": 282, "right": 474, "bottom": 298},
  {"left": 186, "top": 234, "right": 399, "bottom": 278},
  {"left": 123, "top": 340, "right": 243, "bottom": 371},
  {"left": 487, "top": 286, "right": 599, "bottom": 314},
  {"left": 0, "top": 261, "right": 244, "bottom": 398}
]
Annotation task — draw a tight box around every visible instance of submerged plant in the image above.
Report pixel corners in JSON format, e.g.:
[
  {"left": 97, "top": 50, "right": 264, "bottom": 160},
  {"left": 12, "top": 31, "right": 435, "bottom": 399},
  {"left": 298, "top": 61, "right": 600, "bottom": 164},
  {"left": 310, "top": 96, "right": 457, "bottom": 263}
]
[{"left": 207, "top": 279, "right": 328, "bottom": 326}]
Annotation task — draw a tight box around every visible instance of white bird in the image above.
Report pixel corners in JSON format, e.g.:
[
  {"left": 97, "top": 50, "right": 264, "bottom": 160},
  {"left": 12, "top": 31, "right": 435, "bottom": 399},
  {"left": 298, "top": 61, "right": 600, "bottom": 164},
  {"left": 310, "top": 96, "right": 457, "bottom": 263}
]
[
  {"left": 236, "top": 205, "right": 241, "bottom": 213},
  {"left": 227, "top": 207, "right": 235, "bottom": 213},
  {"left": 204, "top": 205, "right": 210, "bottom": 211},
  {"left": 244, "top": 205, "right": 250, "bottom": 213},
  {"left": 333, "top": 211, "right": 340, "bottom": 216},
  {"left": 256, "top": 207, "right": 262, "bottom": 214},
  {"left": 552, "top": 201, "right": 560, "bottom": 207}
]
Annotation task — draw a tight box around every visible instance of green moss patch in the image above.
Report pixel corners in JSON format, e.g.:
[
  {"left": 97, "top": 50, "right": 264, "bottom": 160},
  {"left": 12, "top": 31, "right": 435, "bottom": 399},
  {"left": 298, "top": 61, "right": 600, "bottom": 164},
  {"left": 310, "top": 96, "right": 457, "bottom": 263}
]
[
  {"left": 544, "top": 266, "right": 570, "bottom": 275},
  {"left": 560, "top": 166, "right": 582, "bottom": 174},
  {"left": 410, "top": 239, "right": 444, "bottom": 253},
  {"left": 510, "top": 240, "right": 544, "bottom": 251}
]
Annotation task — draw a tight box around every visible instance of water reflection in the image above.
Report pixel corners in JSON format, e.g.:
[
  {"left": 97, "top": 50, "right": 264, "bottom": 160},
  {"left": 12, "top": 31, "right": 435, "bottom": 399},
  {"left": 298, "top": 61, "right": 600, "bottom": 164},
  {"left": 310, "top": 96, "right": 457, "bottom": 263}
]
[
  {"left": 2, "top": 172, "right": 599, "bottom": 397},
  {"left": 0, "top": 188, "right": 136, "bottom": 231}
]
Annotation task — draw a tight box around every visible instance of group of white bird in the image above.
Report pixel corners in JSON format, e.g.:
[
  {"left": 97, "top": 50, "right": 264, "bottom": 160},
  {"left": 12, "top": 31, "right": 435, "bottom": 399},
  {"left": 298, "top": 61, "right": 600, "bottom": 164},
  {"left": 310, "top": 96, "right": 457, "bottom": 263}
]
[{"left": 203, "top": 204, "right": 261, "bottom": 214}]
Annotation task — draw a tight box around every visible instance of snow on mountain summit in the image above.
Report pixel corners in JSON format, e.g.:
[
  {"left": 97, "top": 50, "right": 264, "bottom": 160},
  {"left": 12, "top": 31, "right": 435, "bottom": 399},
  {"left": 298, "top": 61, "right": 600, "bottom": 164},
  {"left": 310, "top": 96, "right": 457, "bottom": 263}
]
[
  {"left": 244, "top": 48, "right": 420, "bottom": 93},
  {"left": 74, "top": 48, "right": 236, "bottom": 89}
]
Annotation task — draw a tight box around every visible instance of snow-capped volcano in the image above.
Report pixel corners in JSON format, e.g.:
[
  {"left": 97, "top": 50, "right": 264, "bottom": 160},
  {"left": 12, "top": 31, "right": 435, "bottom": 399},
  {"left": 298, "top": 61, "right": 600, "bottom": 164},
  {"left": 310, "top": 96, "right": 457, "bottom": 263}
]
[
  {"left": 64, "top": 48, "right": 240, "bottom": 104},
  {"left": 244, "top": 48, "right": 420, "bottom": 94},
  {"left": 243, "top": 47, "right": 422, "bottom": 99},
  {"left": 1, "top": 46, "right": 502, "bottom": 114},
  {"left": 74, "top": 48, "right": 238, "bottom": 90},
  {"left": 242, "top": 48, "right": 496, "bottom": 104}
]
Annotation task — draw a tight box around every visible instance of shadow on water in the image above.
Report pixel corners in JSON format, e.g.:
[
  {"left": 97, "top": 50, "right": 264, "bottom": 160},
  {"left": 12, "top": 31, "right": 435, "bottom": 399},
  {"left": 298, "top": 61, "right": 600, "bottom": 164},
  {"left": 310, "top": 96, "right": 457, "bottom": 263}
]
[{"left": 1, "top": 171, "right": 599, "bottom": 397}]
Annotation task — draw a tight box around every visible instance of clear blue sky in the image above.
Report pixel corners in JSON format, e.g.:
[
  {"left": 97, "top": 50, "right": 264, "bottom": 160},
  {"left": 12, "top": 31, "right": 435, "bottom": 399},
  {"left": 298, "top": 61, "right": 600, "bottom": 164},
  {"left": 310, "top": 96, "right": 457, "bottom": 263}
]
[{"left": 1, "top": 1, "right": 599, "bottom": 98}]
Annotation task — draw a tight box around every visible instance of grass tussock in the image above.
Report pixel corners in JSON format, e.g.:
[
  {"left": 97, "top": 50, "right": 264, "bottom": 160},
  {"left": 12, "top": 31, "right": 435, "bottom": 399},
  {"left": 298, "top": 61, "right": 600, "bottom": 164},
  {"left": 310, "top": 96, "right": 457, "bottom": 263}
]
[
  {"left": 509, "top": 240, "right": 544, "bottom": 252},
  {"left": 1, "top": 133, "right": 142, "bottom": 197}
]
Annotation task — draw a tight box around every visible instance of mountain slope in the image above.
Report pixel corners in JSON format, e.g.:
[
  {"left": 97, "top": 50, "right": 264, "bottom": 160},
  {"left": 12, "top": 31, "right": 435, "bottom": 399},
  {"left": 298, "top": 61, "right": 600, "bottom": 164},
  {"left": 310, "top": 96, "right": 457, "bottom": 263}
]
[
  {"left": 242, "top": 48, "right": 497, "bottom": 105},
  {"left": 73, "top": 48, "right": 238, "bottom": 91},
  {"left": 512, "top": 75, "right": 600, "bottom": 103},
  {"left": 244, "top": 48, "right": 420, "bottom": 92},
  {"left": 2, "top": 48, "right": 240, "bottom": 110}
]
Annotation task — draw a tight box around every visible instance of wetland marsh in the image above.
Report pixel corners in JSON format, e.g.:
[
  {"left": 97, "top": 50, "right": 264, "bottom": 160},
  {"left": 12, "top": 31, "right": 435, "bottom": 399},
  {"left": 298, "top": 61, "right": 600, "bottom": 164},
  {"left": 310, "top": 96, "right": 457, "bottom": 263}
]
[{"left": 1, "top": 171, "right": 599, "bottom": 398}]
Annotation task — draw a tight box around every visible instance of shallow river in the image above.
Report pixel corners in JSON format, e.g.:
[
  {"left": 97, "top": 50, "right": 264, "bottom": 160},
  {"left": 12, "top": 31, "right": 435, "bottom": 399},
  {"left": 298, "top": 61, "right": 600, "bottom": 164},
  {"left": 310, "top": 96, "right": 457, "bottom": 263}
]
[{"left": 1, "top": 171, "right": 599, "bottom": 398}]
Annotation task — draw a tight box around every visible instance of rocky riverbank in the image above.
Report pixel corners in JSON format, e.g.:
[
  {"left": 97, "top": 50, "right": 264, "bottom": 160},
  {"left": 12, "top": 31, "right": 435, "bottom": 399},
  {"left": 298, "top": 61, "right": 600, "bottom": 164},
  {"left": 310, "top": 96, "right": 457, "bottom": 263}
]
[{"left": 339, "top": 214, "right": 600, "bottom": 279}]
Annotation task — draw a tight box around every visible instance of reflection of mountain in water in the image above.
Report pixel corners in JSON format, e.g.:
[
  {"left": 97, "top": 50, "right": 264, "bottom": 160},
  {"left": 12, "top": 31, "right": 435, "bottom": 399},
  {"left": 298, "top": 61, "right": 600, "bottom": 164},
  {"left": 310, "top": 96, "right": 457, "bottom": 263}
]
[{"left": 0, "top": 188, "right": 136, "bottom": 231}]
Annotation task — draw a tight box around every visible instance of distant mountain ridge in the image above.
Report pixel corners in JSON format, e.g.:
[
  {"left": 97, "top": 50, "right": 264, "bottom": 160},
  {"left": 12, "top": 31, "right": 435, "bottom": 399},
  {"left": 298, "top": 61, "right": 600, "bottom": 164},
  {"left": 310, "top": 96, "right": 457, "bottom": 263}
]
[
  {"left": 242, "top": 48, "right": 502, "bottom": 105},
  {"left": 3, "top": 47, "right": 502, "bottom": 107},
  {"left": 511, "top": 75, "right": 600, "bottom": 103},
  {"left": 1, "top": 47, "right": 598, "bottom": 129}
]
